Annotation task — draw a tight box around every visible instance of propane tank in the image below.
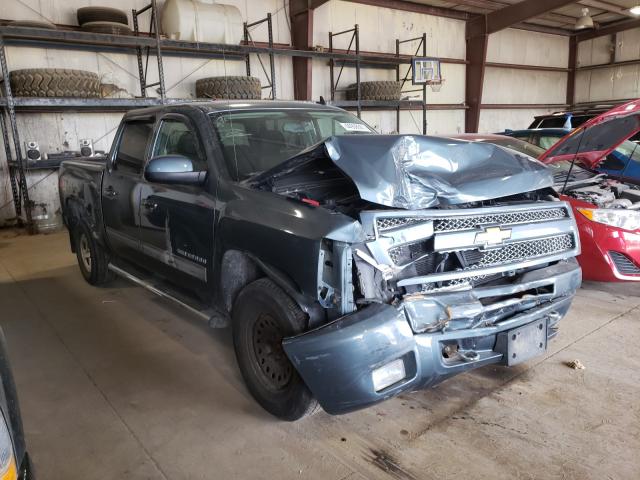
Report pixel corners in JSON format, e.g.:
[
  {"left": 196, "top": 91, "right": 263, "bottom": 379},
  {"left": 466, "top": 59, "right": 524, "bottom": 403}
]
[{"left": 161, "top": 0, "right": 243, "bottom": 44}]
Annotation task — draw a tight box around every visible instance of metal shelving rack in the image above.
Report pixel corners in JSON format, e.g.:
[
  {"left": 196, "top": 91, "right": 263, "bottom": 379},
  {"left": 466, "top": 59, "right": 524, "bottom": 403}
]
[
  {"left": 329, "top": 25, "right": 362, "bottom": 117},
  {"left": 0, "top": 17, "right": 442, "bottom": 231},
  {"left": 132, "top": 0, "right": 166, "bottom": 101},
  {"left": 328, "top": 25, "right": 430, "bottom": 134},
  {"left": 0, "top": 35, "right": 32, "bottom": 231},
  {"left": 244, "top": 14, "right": 276, "bottom": 99},
  {"left": 396, "top": 34, "right": 428, "bottom": 135},
  {"left": 0, "top": 1, "right": 170, "bottom": 231}
]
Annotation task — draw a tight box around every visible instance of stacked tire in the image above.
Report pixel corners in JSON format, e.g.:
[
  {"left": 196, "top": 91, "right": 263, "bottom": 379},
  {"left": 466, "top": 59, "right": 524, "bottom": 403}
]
[
  {"left": 9, "top": 69, "right": 101, "bottom": 98},
  {"left": 346, "top": 81, "right": 402, "bottom": 101},
  {"left": 76, "top": 6, "right": 132, "bottom": 35},
  {"left": 195, "top": 76, "right": 262, "bottom": 100}
]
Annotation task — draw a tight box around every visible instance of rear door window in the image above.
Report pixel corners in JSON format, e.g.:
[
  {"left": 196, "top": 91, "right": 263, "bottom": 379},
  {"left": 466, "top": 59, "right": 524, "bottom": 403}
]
[{"left": 116, "top": 120, "right": 154, "bottom": 174}]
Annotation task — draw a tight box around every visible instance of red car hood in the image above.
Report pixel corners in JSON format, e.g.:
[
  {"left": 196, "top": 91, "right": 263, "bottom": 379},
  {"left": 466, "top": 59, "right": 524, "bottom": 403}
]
[{"left": 539, "top": 99, "right": 640, "bottom": 168}]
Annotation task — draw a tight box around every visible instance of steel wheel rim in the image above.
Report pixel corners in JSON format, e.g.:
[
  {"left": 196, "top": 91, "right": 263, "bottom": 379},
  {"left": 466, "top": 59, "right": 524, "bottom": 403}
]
[
  {"left": 252, "top": 313, "right": 293, "bottom": 390},
  {"left": 79, "top": 234, "right": 92, "bottom": 273}
]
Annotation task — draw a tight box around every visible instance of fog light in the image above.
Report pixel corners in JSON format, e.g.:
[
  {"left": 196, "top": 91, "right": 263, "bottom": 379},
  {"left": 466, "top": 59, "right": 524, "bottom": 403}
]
[{"left": 372, "top": 359, "right": 406, "bottom": 392}]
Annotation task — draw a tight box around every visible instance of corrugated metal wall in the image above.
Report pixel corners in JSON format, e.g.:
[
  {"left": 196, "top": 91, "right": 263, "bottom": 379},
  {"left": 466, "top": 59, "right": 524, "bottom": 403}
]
[
  {"left": 0, "top": 0, "right": 580, "bottom": 225},
  {"left": 479, "top": 28, "right": 569, "bottom": 133},
  {"left": 313, "top": 1, "right": 466, "bottom": 135},
  {"left": 1, "top": 0, "right": 294, "bottom": 225},
  {"left": 575, "top": 28, "right": 640, "bottom": 104}
]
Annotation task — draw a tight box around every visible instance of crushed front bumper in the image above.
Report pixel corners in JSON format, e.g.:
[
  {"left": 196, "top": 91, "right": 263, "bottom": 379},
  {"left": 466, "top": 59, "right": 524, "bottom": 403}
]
[{"left": 283, "top": 260, "right": 581, "bottom": 415}]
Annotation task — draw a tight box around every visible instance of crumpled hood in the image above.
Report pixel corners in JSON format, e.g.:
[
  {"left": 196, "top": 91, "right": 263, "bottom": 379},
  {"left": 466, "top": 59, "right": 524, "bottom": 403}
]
[{"left": 250, "top": 134, "right": 553, "bottom": 209}]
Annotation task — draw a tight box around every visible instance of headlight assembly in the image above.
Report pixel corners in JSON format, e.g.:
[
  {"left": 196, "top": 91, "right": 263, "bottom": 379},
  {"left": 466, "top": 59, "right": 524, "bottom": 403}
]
[
  {"left": 577, "top": 208, "right": 640, "bottom": 231},
  {"left": 0, "top": 413, "right": 16, "bottom": 480}
]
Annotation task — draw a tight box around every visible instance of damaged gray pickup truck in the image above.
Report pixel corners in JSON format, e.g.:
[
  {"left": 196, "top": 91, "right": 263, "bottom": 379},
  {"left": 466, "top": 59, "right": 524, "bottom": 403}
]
[{"left": 59, "top": 101, "right": 582, "bottom": 420}]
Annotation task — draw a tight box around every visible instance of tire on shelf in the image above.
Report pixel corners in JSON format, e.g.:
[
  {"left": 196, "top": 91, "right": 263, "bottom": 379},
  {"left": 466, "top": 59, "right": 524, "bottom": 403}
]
[
  {"left": 195, "top": 76, "right": 262, "bottom": 100},
  {"left": 9, "top": 69, "right": 101, "bottom": 98},
  {"left": 76, "top": 6, "right": 129, "bottom": 26},
  {"left": 81, "top": 21, "right": 133, "bottom": 36},
  {"left": 345, "top": 80, "right": 402, "bottom": 101}
]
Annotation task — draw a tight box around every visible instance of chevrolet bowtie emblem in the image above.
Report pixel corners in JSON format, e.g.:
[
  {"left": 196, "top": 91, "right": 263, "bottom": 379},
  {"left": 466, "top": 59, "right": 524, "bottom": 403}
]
[{"left": 474, "top": 226, "right": 512, "bottom": 246}]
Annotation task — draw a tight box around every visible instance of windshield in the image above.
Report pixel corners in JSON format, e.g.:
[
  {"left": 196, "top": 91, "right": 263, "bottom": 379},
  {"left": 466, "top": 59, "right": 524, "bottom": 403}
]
[
  {"left": 211, "top": 109, "right": 375, "bottom": 181},
  {"left": 484, "top": 137, "right": 545, "bottom": 158}
]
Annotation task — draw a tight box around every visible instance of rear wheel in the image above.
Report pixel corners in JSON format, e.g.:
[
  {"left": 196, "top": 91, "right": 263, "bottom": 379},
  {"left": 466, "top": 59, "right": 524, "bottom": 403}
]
[
  {"left": 74, "top": 222, "right": 114, "bottom": 286},
  {"left": 232, "top": 278, "right": 318, "bottom": 420}
]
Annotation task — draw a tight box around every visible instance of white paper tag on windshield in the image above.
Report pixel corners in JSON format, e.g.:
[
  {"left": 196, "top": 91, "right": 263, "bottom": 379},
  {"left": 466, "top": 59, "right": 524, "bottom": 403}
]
[{"left": 340, "top": 122, "right": 370, "bottom": 132}]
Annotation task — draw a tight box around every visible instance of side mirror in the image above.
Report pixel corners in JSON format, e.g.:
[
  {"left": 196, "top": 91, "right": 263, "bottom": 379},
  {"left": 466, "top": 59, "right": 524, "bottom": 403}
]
[{"left": 145, "top": 155, "right": 206, "bottom": 185}]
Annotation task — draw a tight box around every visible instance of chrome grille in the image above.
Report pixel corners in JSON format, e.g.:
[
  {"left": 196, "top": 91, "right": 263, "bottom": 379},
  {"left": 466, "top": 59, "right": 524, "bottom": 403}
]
[
  {"left": 376, "top": 217, "right": 427, "bottom": 232},
  {"left": 469, "top": 234, "right": 574, "bottom": 268},
  {"left": 434, "top": 207, "right": 567, "bottom": 233}
]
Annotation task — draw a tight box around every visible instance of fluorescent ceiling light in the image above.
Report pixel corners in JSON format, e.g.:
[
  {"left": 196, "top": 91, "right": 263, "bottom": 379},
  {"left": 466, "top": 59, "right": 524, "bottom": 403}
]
[{"left": 630, "top": 5, "right": 640, "bottom": 15}]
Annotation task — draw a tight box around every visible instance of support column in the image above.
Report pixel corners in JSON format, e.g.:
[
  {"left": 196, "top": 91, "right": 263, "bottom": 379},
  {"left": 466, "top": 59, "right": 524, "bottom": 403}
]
[
  {"left": 566, "top": 35, "right": 577, "bottom": 108},
  {"left": 465, "top": 21, "right": 488, "bottom": 133},
  {"left": 290, "top": 1, "right": 317, "bottom": 100}
]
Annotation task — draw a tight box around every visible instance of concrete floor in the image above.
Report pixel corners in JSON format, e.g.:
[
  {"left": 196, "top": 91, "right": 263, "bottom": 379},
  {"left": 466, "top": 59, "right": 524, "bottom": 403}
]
[{"left": 0, "top": 229, "right": 638, "bottom": 480}]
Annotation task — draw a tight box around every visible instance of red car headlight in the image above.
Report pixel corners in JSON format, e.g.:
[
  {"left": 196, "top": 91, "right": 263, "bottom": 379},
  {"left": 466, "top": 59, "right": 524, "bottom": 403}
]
[{"left": 578, "top": 208, "right": 640, "bottom": 232}]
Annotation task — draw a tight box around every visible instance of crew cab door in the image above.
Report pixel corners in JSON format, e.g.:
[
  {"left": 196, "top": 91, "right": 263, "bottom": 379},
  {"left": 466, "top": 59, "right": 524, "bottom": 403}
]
[
  {"left": 138, "top": 114, "right": 215, "bottom": 288},
  {"left": 102, "top": 117, "right": 154, "bottom": 260}
]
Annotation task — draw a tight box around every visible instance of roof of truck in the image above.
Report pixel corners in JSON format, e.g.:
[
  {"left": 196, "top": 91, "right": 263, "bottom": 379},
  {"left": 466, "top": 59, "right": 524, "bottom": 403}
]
[{"left": 125, "top": 100, "right": 344, "bottom": 117}]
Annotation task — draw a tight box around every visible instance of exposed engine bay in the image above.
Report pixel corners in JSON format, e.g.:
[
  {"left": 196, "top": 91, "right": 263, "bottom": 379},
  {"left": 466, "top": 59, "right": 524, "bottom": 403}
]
[{"left": 551, "top": 162, "right": 640, "bottom": 210}]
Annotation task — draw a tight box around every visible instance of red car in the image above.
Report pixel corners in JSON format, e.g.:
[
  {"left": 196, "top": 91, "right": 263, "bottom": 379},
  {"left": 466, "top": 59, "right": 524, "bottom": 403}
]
[
  {"left": 538, "top": 100, "right": 640, "bottom": 281},
  {"left": 447, "top": 103, "right": 640, "bottom": 282}
]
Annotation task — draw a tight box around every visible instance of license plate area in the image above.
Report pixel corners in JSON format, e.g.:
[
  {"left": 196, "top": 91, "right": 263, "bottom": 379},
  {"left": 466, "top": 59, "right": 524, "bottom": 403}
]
[{"left": 498, "top": 320, "right": 548, "bottom": 366}]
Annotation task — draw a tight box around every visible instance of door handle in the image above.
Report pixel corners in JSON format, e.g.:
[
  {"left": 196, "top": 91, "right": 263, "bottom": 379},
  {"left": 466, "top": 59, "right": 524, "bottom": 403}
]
[
  {"left": 105, "top": 186, "right": 118, "bottom": 197},
  {"left": 142, "top": 199, "right": 158, "bottom": 210}
]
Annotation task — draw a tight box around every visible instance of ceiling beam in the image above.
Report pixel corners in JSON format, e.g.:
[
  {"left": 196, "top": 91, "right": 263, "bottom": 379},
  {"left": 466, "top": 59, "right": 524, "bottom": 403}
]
[
  {"left": 579, "top": 0, "right": 637, "bottom": 18},
  {"left": 289, "top": 0, "right": 330, "bottom": 16},
  {"left": 452, "top": 0, "right": 579, "bottom": 25},
  {"left": 468, "top": 0, "right": 577, "bottom": 37},
  {"left": 343, "top": 0, "right": 471, "bottom": 20},
  {"left": 575, "top": 17, "right": 640, "bottom": 41},
  {"left": 512, "top": 22, "right": 573, "bottom": 35}
]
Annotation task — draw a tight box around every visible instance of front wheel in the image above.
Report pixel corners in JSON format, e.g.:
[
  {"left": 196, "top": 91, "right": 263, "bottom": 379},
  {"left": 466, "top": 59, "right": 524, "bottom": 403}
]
[
  {"left": 74, "top": 222, "right": 113, "bottom": 286},
  {"left": 232, "top": 278, "right": 319, "bottom": 421}
]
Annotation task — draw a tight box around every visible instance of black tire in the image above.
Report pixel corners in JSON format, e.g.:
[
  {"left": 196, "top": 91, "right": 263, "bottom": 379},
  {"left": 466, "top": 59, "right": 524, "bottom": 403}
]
[
  {"left": 77, "top": 7, "right": 129, "bottom": 26},
  {"left": 81, "top": 21, "right": 133, "bottom": 35},
  {"left": 74, "top": 222, "right": 113, "bottom": 286},
  {"left": 196, "top": 76, "right": 262, "bottom": 100},
  {"left": 9, "top": 69, "right": 101, "bottom": 98},
  {"left": 232, "top": 278, "right": 319, "bottom": 421},
  {"left": 346, "top": 80, "right": 402, "bottom": 101}
]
